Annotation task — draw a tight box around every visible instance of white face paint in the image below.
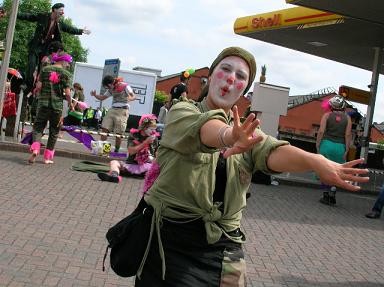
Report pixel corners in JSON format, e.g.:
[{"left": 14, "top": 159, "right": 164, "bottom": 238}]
[
  {"left": 206, "top": 56, "right": 249, "bottom": 112},
  {"left": 144, "top": 126, "right": 157, "bottom": 136},
  {"left": 53, "top": 7, "right": 64, "bottom": 18}
]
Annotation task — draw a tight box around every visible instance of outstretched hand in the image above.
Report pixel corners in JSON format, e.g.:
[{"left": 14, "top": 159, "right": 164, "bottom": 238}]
[
  {"left": 82, "top": 27, "right": 91, "bottom": 35},
  {"left": 313, "top": 157, "right": 369, "bottom": 191},
  {"left": 223, "top": 106, "right": 264, "bottom": 158}
]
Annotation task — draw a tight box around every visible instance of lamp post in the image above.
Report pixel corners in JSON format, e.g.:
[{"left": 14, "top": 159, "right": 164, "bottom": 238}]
[{"left": 0, "top": 0, "right": 19, "bottom": 123}]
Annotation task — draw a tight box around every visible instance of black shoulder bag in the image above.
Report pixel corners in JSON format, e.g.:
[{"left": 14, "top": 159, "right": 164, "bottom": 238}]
[{"left": 103, "top": 198, "right": 153, "bottom": 277}]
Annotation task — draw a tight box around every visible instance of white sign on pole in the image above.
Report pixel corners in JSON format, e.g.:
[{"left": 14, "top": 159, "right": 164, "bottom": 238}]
[{"left": 99, "top": 58, "right": 120, "bottom": 96}]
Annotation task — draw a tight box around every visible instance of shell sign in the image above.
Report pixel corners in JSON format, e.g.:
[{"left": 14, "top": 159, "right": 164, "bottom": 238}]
[{"left": 252, "top": 14, "right": 282, "bottom": 29}]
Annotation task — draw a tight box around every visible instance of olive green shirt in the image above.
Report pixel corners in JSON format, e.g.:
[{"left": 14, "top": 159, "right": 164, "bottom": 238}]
[
  {"left": 38, "top": 65, "right": 72, "bottom": 112},
  {"left": 144, "top": 97, "right": 289, "bottom": 245}
]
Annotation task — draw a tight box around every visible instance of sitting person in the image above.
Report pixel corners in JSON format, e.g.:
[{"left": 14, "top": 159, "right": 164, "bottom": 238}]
[{"left": 97, "top": 114, "right": 159, "bottom": 183}]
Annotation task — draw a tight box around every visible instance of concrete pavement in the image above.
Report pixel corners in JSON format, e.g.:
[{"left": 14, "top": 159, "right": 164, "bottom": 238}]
[{"left": 0, "top": 149, "right": 383, "bottom": 287}]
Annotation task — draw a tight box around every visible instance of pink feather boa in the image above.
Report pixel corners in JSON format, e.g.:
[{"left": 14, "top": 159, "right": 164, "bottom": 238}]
[
  {"left": 321, "top": 98, "right": 331, "bottom": 112},
  {"left": 49, "top": 71, "right": 60, "bottom": 84},
  {"left": 141, "top": 161, "right": 160, "bottom": 195},
  {"left": 52, "top": 53, "right": 73, "bottom": 63}
]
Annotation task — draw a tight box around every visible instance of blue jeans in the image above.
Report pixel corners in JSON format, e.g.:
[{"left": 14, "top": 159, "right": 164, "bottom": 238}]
[{"left": 372, "top": 185, "right": 384, "bottom": 214}]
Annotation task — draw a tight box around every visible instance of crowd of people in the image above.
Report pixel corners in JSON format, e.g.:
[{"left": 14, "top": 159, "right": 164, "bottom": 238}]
[{"left": 0, "top": 2, "right": 382, "bottom": 286}]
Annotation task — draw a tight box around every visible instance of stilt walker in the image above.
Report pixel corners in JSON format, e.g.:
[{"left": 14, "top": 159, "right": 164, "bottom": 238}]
[{"left": 29, "top": 52, "right": 74, "bottom": 164}]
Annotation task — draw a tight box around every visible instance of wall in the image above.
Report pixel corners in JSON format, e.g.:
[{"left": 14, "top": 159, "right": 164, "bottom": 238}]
[
  {"left": 156, "top": 68, "right": 209, "bottom": 101},
  {"left": 371, "top": 127, "right": 384, "bottom": 143},
  {"left": 156, "top": 67, "right": 251, "bottom": 117},
  {"left": 279, "top": 96, "right": 331, "bottom": 137}
]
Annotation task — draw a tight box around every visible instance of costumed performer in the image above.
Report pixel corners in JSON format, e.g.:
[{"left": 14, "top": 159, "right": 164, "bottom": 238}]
[
  {"left": 316, "top": 94, "right": 352, "bottom": 205},
  {"left": 97, "top": 114, "right": 159, "bottom": 183},
  {"left": 132, "top": 47, "right": 369, "bottom": 286},
  {"left": 28, "top": 52, "right": 74, "bottom": 164},
  {"left": 91, "top": 76, "right": 136, "bottom": 153},
  {"left": 0, "top": 3, "right": 91, "bottom": 96}
]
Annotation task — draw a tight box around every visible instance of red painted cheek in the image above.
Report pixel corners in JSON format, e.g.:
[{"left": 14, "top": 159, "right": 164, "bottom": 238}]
[
  {"left": 216, "top": 71, "right": 224, "bottom": 79},
  {"left": 236, "top": 82, "right": 245, "bottom": 90}
]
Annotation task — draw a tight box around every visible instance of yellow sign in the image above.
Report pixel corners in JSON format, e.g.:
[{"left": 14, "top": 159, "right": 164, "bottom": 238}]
[
  {"left": 234, "top": 7, "right": 343, "bottom": 34},
  {"left": 339, "top": 85, "right": 371, "bottom": 105},
  {"left": 251, "top": 14, "right": 282, "bottom": 29}
]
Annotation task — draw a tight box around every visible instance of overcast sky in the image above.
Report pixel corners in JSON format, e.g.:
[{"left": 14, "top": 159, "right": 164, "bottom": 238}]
[{"left": 62, "top": 0, "right": 384, "bottom": 123}]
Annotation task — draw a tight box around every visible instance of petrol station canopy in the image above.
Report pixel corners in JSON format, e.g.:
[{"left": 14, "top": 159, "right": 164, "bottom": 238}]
[
  {"left": 286, "top": 0, "right": 383, "bottom": 25},
  {"left": 233, "top": 3, "right": 384, "bottom": 74},
  {"left": 233, "top": 1, "right": 384, "bottom": 158}
]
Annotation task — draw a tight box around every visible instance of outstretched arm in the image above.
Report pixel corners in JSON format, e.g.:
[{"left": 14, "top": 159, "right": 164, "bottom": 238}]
[
  {"left": 81, "top": 27, "right": 91, "bottom": 35},
  {"left": 90, "top": 90, "right": 108, "bottom": 101},
  {"left": 60, "top": 21, "right": 90, "bottom": 35},
  {"left": 16, "top": 12, "right": 40, "bottom": 21},
  {"left": 267, "top": 145, "right": 369, "bottom": 191},
  {"left": 200, "top": 106, "right": 264, "bottom": 157},
  {"left": 200, "top": 105, "right": 369, "bottom": 192},
  {"left": 1, "top": 9, "right": 41, "bottom": 21}
]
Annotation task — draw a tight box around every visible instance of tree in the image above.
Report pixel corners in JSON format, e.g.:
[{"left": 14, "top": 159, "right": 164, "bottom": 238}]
[
  {"left": 259, "top": 65, "right": 266, "bottom": 83},
  {"left": 0, "top": 0, "right": 88, "bottom": 72}
]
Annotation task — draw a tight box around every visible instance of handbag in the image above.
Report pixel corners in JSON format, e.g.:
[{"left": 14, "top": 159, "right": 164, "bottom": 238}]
[
  {"left": 2, "top": 91, "right": 16, "bottom": 118},
  {"left": 103, "top": 198, "right": 153, "bottom": 277}
]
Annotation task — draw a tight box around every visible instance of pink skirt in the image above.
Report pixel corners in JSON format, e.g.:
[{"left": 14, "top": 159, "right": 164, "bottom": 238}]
[{"left": 120, "top": 162, "right": 153, "bottom": 175}]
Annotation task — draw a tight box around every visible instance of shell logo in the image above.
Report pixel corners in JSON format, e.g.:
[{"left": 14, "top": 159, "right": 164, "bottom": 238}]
[{"left": 252, "top": 14, "right": 282, "bottom": 29}]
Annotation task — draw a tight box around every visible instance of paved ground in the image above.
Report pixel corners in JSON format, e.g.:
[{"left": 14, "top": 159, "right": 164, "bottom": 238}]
[{"left": 0, "top": 150, "right": 383, "bottom": 287}]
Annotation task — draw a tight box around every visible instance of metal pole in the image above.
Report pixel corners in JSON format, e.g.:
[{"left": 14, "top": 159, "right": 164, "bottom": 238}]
[
  {"left": 0, "top": 0, "right": 19, "bottom": 119},
  {"left": 1, "top": 117, "right": 6, "bottom": 142},
  {"left": 13, "top": 88, "right": 23, "bottom": 141},
  {"left": 360, "top": 47, "right": 383, "bottom": 163}
]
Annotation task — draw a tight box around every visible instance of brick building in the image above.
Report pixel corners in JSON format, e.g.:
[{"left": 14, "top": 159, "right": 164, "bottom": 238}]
[
  {"left": 155, "top": 71, "right": 384, "bottom": 146},
  {"left": 155, "top": 67, "right": 253, "bottom": 116}
]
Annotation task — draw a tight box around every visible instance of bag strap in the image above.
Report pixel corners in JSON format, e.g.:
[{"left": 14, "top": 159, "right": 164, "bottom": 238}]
[{"left": 102, "top": 245, "right": 109, "bottom": 272}]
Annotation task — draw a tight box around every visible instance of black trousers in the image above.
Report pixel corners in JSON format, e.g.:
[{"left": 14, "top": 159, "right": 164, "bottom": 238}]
[
  {"left": 25, "top": 45, "right": 49, "bottom": 94},
  {"left": 134, "top": 218, "right": 245, "bottom": 287}
]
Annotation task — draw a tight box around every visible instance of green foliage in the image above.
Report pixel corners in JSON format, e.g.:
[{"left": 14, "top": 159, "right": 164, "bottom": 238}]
[
  {"left": 0, "top": 0, "right": 88, "bottom": 72},
  {"left": 154, "top": 90, "right": 169, "bottom": 103},
  {"left": 261, "top": 64, "right": 267, "bottom": 76}
]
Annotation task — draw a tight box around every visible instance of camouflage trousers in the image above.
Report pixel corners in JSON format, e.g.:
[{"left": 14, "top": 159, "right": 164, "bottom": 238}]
[
  {"left": 32, "top": 106, "right": 62, "bottom": 150},
  {"left": 220, "top": 247, "right": 246, "bottom": 287}
]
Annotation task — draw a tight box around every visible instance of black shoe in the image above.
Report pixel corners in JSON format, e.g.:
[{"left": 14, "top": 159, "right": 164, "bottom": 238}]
[
  {"left": 246, "top": 192, "right": 251, "bottom": 199},
  {"left": 97, "top": 172, "right": 121, "bottom": 183},
  {"left": 365, "top": 211, "right": 381, "bottom": 219},
  {"left": 319, "top": 192, "right": 331, "bottom": 205},
  {"left": 329, "top": 195, "right": 336, "bottom": 205}
]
